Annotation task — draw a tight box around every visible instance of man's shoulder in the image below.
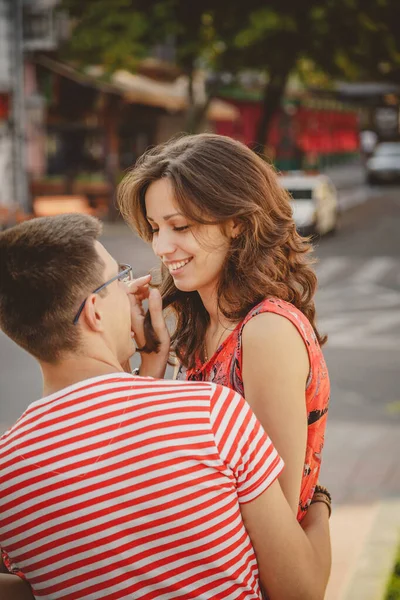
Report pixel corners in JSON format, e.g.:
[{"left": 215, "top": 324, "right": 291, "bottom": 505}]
[
  {"left": 138, "top": 375, "right": 217, "bottom": 395},
  {"left": 0, "top": 375, "right": 221, "bottom": 446}
]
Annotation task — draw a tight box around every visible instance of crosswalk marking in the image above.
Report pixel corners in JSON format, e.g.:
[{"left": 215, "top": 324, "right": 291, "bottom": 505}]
[
  {"left": 322, "top": 311, "right": 400, "bottom": 349},
  {"left": 316, "top": 256, "right": 399, "bottom": 288},
  {"left": 316, "top": 257, "right": 348, "bottom": 287},
  {"left": 326, "top": 334, "right": 400, "bottom": 351},
  {"left": 351, "top": 257, "right": 396, "bottom": 286},
  {"left": 315, "top": 255, "right": 400, "bottom": 351},
  {"left": 317, "top": 283, "right": 400, "bottom": 310}
]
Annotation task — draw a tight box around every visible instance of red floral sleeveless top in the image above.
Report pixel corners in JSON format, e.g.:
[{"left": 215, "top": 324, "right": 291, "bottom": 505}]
[{"left": 177, "top": 297, "right": 330, "bottom": 522}]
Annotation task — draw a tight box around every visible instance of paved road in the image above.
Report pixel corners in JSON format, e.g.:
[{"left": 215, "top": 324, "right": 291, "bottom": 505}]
[
  {"left": 1, "top": 182, "right": 399, "bottom": 511},
  {"left": 314, "top": 186, "right": 400, "bottom": 505}
]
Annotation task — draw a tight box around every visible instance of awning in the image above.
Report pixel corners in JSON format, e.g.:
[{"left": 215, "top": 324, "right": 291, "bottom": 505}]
[
  {"left": 36, "top": 57, "right": 239, "bottom": 122},
  {"left": 110, "top": 70, "right": 239, "bottom": 121},
  {"left": 336, "top": 81, "right": 400, "bottom": 97},
  {"left": 35, "top": 56, "right": 123, "bottom": 95}
]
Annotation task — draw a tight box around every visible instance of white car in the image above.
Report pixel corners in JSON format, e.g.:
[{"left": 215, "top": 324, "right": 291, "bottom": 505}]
[
  {"left": 366, "top": 142, "right": 400, "bottom": 184},
  {"left": 279, "top": 173, "right": 339, "bottom": 236}
]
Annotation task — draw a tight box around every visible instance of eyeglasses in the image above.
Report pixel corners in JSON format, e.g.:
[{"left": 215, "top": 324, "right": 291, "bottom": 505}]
[{"left": 73, "top": 263, "right": 133, "bottom": 325}]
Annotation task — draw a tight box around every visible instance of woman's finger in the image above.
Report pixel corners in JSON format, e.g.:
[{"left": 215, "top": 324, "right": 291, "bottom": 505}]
[
  {"left": 127, "top": 274, "right": 151, "bottom": 295},
  {"left": 148, "top": 288, "right": 170, "bottom": 347},
  {"left": 135, "top": 285, "right": 150, "bottom": 302},
  {"left": 128, "top": 293, "right": 146, "bottom": 347}
]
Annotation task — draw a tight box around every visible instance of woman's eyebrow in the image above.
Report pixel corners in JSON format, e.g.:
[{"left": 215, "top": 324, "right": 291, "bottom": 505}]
[{"left": 146, "top": 212, "right": 183, "bottom": 222}]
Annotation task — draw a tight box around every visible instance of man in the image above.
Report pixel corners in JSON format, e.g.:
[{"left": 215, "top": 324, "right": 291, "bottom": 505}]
[{"left": 0, "top": 214, "right": 331, "bottom": 600}]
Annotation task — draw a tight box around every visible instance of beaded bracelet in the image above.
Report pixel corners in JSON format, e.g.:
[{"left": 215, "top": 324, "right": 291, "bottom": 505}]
[{"left": 310, "top": 485, "right": 332, "bottom": 518}]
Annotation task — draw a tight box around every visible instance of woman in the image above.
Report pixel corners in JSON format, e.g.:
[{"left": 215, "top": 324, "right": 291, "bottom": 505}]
[{"left": 118, "top": 133, "right": 330, "bottom": 521}]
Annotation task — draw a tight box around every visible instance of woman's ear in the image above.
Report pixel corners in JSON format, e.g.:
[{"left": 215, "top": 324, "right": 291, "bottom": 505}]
[
  {"left": 81, "top": 294, "right": 104, "bottom": 333},
  {"left": 231, "top": 220, "right": 243, "bottom": 239}
]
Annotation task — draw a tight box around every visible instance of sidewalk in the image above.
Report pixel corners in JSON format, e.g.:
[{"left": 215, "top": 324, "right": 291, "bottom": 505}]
[
  {"left": 326, "top": 499, "right": 400, "bottom": 600},
  {"left": 321, "top": 420, "right": 400, "bottom": 599}
]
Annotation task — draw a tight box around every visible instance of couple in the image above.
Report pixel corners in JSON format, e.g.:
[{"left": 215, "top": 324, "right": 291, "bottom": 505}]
[{"left": 0, "top": 134, "right": 331, "bottom": 599}]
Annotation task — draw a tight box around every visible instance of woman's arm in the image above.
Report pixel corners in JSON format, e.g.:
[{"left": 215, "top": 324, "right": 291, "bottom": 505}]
[
  {"left": 0, "top": 555, "right": 34, "bottom": 600},
  {"left": 241, "top": 312, "right": 309, "bottom": 513},
  {"left": 241, "top": 480, "right": 330, "bottom": 600},
  {"left": 0, "top": 574, "right": 35, "bottom": 600}
]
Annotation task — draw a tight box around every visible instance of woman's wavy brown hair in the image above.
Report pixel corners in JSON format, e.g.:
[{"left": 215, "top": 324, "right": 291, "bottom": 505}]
[{"left": 118, "top": 133, "right": 326, "bottom": 370}]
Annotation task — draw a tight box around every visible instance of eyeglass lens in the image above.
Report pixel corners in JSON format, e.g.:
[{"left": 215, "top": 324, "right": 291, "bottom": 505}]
[{"left": 118, "top": 265, "right": 133, "bottom": 283}]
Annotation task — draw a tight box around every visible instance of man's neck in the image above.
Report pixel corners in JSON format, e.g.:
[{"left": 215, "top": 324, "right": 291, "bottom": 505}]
[{"left": 41, "top": 356, "right": 125, "bottom": 397}]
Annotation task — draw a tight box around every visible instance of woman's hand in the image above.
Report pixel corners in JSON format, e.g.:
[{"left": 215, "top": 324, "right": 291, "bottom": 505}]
[{"left": 128, "top": 275, "right": 170, "bottom": 379}]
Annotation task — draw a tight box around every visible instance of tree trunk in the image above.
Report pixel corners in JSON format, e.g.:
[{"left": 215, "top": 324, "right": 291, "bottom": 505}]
[
  {"left": 254, "top": 63, "right": 294, "bottom": 154},
  {"left": 184, "top": 70, "right": 197, "bottom": 133},
  {"left": 184, "top": 72, "right": 221, "bottom": 134},
  {"left": 185, "top": 94, "right": 215, "bottom": 134}
]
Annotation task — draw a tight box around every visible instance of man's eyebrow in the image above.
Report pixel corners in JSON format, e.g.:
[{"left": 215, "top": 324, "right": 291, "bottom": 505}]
[{"left": 146, "top": 212, "right": 183, "bottom": 222}]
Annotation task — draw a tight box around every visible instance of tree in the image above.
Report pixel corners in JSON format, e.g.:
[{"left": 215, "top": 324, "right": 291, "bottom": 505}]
[
  {"left": 211, "top": 1, "right": 328, "bottom": 149},
  {"left": 60, "top": 0, "right": 223, "bottom": 131},
  {"left": 212, "top": 0, "right": 400, "bottom": 147},
  {"left": 60, "top": 0, "right": 400, "bottom": 144}
]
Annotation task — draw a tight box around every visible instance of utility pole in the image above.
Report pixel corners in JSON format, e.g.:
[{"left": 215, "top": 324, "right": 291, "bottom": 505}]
[{"left": 10, "top": 0, "right": 29, "bottom": 215}]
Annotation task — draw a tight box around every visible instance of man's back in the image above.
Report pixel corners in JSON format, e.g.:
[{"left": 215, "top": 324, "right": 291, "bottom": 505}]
[{"left": 0, "top": 374, "right": 283, "bottom": 600}]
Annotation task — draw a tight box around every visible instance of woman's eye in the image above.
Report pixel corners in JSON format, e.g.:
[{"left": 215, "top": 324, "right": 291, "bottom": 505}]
[{"left": 149, "top": 225, "right": 189, "bottom": 234}]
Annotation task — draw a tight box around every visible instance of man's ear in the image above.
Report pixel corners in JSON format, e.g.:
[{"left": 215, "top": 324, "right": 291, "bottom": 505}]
[{"left": 81, "top": 294, "right": 104, "bottom": 333}]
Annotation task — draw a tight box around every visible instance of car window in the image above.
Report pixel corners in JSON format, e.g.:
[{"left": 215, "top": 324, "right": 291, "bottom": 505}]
[
  {"left": 374, "top": 144, "right": 400, "bottom": 157},
  {"left": 286, "top": 188, "right": 313, "bottom": 200}
]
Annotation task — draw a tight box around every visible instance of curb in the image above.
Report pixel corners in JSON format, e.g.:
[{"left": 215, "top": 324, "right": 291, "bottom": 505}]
[
  {"left": 326, "top": 499, "right": 400, "bottom": 600},
  {"left": 342, "top": 498, "right": 400, "bottom": 600}
]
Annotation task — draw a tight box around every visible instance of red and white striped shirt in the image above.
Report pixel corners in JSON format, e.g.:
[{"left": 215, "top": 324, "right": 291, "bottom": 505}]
[{"left": 0, "top": 374, "right": 283, "bottom": 599}]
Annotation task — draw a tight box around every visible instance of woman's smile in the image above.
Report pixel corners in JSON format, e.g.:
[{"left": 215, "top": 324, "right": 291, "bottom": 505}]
[{"left": 164, "top": 257, "right": 193, "bottom": 275}]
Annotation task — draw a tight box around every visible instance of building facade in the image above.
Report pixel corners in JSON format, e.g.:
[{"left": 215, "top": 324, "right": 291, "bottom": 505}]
[{"left": 0, "top": 0, "right": 14, "bottom": 218}]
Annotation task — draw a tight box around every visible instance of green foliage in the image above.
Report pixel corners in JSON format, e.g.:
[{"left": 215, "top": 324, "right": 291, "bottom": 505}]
[
  {"left": 60, "top": 0, "right": 151, "bottom": 71},
  {"left": 59, "top": 0, "right": 400, "bottom": 136},
  {"left": 60, "top": 0, "right": 400, "bottom": 82},
  {"left": 60, "top": 0, "right": 219, "bottom": 73},
  {"left": 234, "top": 8, "right": 296, "bottom": 49},
  {"left": 296, "top": 59, "right": 334, "bottom": 90},
  {"left": 317, "top": 0, "right": 400, "bottom": 81},
  {"left": 385, "top": 545, "right": 400, "bottom": 600}
]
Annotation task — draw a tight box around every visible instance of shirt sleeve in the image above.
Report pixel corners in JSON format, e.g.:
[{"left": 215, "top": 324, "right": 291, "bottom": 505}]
[{"left": 209, "top": 383, "right": 284, "bottom": 504}]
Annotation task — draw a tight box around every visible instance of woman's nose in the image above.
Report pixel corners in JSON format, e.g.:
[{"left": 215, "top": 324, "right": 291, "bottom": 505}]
[{"left": 152, "top": 231, "right": 176, "bottom": 258}]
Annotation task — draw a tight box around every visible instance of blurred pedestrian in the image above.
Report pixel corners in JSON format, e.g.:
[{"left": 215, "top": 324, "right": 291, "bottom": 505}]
[
  {"left": 360, "top": 129, "right": 378, "bottom": 159},
  {"left": 118, "top": 133, "right": 331, "bottom": 523},
  {"left": 0, "top": 214, "right": 331, "bottom": 600}
]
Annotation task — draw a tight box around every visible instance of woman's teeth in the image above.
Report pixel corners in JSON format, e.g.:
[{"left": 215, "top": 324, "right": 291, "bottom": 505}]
[{"left": 168, "top": 258, "right": 192, "bottom": 272}]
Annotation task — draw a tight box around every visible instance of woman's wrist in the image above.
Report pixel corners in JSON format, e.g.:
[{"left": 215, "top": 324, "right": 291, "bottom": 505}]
[
  {"left": 310, "top": 484, "right": 332, "bottom": 518},
  {"left": 138, "top": 353, "right": 169, "bottom": 379}
]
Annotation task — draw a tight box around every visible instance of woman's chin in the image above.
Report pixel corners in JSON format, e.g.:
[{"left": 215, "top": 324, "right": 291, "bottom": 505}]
[{"left": 172, "top": 278, "right": 196, "bottom": 293}]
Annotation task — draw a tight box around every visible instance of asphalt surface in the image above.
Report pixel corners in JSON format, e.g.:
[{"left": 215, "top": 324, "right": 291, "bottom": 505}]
[{"left": 1, "top": 180, "right": 399, "bottom": 511}]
